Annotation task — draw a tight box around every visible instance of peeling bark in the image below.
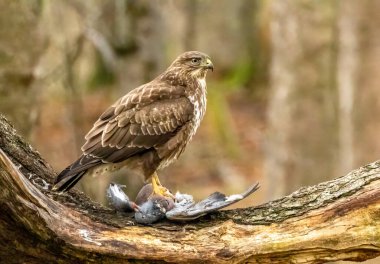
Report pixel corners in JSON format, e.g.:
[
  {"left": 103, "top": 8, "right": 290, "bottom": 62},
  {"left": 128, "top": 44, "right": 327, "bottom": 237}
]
[{"left": 0, "top": 114, "right": 379, "bottom": 264}]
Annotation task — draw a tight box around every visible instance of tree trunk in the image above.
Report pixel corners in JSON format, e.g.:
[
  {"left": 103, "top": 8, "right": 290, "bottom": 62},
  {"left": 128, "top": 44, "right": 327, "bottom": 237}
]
[
  {"left": 0, "top": 0, "right": 46, "bottom": 138},
  {"left": 354, "top": 0, "right": 380, "bottom": 169},
  {"left": 0, "top": 114, "right": 379, "bottom": 264},
  {"left": 336, "top": 0, "right": 359, "bottom": 176},
  {"left": 265, "top": 0, "right": 338, "bottom": 198}
]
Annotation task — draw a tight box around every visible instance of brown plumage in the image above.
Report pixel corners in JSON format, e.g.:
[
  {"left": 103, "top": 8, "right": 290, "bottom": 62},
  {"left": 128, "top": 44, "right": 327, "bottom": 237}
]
[{"left": 53, "top": 51, "right": 213, "bottom": 193}]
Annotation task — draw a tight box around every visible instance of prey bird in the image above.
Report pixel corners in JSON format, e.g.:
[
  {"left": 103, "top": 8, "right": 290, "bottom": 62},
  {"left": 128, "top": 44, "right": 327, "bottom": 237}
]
[{"left": 53, "top": 51, "right": 213, "bottom": 198}]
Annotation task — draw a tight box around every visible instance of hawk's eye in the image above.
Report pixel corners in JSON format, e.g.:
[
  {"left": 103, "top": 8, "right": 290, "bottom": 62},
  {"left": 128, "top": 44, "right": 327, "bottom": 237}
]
[{"left": 191, "top": 58, "right": 201, "bottom": 65}]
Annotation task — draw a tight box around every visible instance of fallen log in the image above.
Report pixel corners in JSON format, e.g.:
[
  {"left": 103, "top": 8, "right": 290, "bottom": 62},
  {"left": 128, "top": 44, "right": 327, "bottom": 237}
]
[{"left": 0, "top": 114, "right": 379, "bottom": 263}]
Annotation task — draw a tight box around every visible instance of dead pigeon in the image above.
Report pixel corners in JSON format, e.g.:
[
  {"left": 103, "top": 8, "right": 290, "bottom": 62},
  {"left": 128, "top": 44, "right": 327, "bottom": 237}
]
[{"left": 107, "top": 182, "right": 259, "bottom": 224}]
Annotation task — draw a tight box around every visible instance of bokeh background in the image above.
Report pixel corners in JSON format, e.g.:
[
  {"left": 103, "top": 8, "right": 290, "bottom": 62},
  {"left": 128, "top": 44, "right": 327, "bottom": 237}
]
[{"left": 1, "top": 0, "right": 379, "bottom": 229}]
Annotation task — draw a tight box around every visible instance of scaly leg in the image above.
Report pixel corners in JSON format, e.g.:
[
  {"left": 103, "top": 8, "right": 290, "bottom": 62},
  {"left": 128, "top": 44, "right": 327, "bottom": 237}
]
[{"left": 151, "top": 172, "right": 175, "bottom": 199}]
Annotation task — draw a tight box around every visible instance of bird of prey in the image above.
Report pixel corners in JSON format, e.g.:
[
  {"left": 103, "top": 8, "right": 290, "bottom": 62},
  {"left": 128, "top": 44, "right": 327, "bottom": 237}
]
[{"left": 53, "top": 51, "right": 213, "bottom": 198}]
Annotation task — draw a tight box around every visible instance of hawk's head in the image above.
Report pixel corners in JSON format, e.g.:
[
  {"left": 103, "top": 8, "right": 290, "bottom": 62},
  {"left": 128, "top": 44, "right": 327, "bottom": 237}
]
[{"left": 167, "top": 51, "right": 214, "bottom": 79}]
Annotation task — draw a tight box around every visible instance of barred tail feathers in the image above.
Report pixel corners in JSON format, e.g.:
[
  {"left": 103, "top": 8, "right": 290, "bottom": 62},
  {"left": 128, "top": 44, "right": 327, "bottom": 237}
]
[{"left": 52, "top": 155, "right": 101, "bottom": 192}]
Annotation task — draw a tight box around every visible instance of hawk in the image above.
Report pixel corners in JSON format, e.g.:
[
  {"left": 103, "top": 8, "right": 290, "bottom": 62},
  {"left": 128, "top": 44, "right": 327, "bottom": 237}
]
[{"left": 53, "top": 51, "right": 213, "bottom": 198}]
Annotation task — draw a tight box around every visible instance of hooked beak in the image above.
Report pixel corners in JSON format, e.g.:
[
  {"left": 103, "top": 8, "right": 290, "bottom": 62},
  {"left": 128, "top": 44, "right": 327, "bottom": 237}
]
[{"left": 203, "top": 58, "right": 214, "bottom": 72}]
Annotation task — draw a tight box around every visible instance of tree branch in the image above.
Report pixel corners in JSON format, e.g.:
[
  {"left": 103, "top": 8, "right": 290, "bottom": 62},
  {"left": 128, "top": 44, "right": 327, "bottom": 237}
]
[{"left": 0, "top": 114, "right": 379, "bottom": 263}]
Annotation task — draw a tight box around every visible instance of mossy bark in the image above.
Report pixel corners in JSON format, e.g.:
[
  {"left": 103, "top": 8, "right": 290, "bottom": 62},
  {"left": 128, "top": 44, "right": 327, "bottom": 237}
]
[{"left": 0, "top": 114, "right": 379, "bottom": 263}]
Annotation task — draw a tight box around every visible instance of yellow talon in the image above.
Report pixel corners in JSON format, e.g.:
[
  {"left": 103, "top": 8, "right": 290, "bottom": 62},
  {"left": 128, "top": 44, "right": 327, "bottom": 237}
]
[{"left": 151, "top": 172, "right": 175, "bottom": 199}]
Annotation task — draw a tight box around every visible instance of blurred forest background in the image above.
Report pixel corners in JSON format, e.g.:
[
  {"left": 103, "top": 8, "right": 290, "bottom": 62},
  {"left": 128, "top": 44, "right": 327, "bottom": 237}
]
[{"left": 1, "top": 0, "right": 380, "bottom": 219}]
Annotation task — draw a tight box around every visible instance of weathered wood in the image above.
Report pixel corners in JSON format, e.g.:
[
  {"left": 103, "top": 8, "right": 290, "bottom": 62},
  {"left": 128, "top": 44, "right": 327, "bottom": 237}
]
[{"left": 0, "top": 114, "right": 379, "bottom": 264}]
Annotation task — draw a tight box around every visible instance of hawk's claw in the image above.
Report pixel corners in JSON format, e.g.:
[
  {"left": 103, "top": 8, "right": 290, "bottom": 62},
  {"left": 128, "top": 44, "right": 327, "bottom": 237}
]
[
  {"left": 150, "top": 172, "right": 176, "bottom": 200},
  {"left": 151, "top": 185, "right": 175, "bottom": 200}
]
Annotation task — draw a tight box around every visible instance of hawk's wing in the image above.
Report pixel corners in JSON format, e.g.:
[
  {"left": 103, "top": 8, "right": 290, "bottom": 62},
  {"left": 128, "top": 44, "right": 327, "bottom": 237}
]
[
  {"left": 82, "top": 82, "right": 193, "bottom": 164},
  {"left": 53, "top": 82, "right": 194, "bottom": 191}
]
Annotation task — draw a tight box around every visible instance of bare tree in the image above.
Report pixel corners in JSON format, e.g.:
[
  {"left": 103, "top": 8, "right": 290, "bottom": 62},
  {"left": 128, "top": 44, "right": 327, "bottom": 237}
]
[
  {"left": 265, "top": 0, "right": 338, "bottom": 198},
  {"left": 354, "top": 0, "right": 380, "bottom": 168},
  {"left": 0, "top": 1, "right": 46, "bottom": 137},
  {"left": 336, "top": 0, "right": 361, "bottom": 176}
]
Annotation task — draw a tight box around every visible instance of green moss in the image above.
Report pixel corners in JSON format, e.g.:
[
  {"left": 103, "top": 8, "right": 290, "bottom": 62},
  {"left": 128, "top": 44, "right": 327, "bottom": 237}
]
[
  {"left": 223, "top": 60, "right": 254, "bottom": 91},
  {"left": 207, "top": 84, "right": 240, "bottom": 158},
  {"left": 87, "top": 53, "right": 116, "bottom": 90}
]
